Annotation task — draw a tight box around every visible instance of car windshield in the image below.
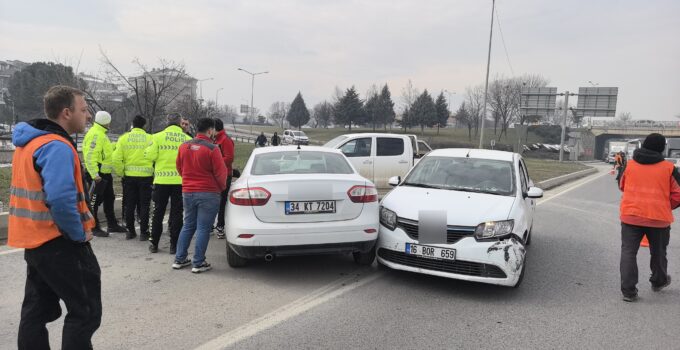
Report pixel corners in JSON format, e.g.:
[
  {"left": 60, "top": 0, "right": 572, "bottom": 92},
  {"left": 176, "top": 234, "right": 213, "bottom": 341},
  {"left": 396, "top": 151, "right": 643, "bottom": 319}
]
[
  {"left": 324, "top": 135, "right": 348, "bottom": 148},
  {"left": 403, "top": 156, "right": 515, "bottom": 196},
  {"left": 251, "top": 151, "right": 354, "bottom": 175},
  {"left": 292, "top": 131, "right": 306, "bottom": 137}
]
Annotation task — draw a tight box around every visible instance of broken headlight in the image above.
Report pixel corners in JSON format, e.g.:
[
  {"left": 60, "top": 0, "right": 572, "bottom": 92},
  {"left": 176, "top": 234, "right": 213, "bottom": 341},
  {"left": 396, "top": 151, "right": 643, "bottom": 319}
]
[{"left": 474, "top": 220, "right": 514, "bottom": 239}]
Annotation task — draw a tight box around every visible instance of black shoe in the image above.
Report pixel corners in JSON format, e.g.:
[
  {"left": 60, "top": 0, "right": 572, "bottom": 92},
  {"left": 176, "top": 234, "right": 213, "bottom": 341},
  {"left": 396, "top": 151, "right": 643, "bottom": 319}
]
[
  {"left": 126, "top": 232, "right": 137, "bottom": 240},
  {"left": 215, "top": 226, "right": 226, "bottom": 239},
  {"left": 139, "top": 233, "right": 150, "bottom": 242},
  {"left": 92, "top": 227, "right": 109, "bottom": 237},
  {"left": 107, "top": 224, "right": 128, "bottom": 233},
  {"left": 148, "top": 244, "right": 158, "bottom": 253},
  {"left": 169, "top": 246, "right": 177, "bottom": 255},
  {"left": 622, "top": 294, "right": 638, "bottom": 302},
  {"left": 652, "top": 275, "right": 671, "bottom": 292}
]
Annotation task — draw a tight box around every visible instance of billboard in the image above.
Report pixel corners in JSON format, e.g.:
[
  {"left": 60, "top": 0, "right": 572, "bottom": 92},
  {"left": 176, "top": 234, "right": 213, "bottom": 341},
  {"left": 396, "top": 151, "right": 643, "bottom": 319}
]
[
  {"left": 575, "top": 87, "right": 618, "bottom": 118},
  {"left": 520, "top": 87, "right": 557, "bottom": 118},
  {"left": 240, "top": 104, "right": 250, "bottom": 114}
]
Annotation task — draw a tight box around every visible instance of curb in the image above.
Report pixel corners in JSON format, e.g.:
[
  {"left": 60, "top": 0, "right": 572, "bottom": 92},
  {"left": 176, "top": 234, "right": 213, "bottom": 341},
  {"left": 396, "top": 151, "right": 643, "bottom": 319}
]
[{"left": 536, "top": 167, "right": 599, "bottom": 191}]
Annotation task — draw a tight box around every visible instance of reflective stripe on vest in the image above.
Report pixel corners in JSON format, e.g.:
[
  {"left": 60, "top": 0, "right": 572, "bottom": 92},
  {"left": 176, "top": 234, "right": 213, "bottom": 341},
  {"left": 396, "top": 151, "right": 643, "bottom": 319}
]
[
  {"left": 8, "top": 133, "right": 96, "bottom": 248},
  {"left": 125, "top": 165, "right": 154, "bottom": 175}
]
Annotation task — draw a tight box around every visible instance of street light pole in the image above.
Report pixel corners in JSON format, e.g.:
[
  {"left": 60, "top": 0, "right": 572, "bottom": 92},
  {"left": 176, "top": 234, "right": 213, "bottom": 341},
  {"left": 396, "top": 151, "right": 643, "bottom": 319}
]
[
  {"left": 215, "top": 88, "right": 224, "bottom": 107},
  {"left": 197, "top": 77, "right": 214, "bottom": 100},
  {"left": 479, "top": 0, "right": 495, "bottom": 149},
  {"left": 237, "top": 68, "right": 269, "bottom": 135}
]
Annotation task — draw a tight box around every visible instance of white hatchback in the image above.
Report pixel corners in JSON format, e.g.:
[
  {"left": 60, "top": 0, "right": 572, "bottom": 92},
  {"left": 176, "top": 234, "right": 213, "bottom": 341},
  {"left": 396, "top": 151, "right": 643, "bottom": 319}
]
[
  {"left": 377, "top": 149, "right": 543, "bottom": 287},
  {"left": 226, "top": 146, "right": 379, "bottom": 267}
]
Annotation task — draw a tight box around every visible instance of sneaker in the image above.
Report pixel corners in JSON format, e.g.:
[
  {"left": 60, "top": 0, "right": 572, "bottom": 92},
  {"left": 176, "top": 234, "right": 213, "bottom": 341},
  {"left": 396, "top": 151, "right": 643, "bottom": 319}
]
[
  {"left": 92, "top": 227, "right": 109, "bottom": 237},
  {"left": 107, "top": 224, "right": 128, "bottom": 233},
  {"left": 652, "top": 275, "right": 672, "bottom": 292},
  {"left": 148, "top": 244, "right": 158, "bottom": 253},
  {"left": 622, "top": 294, "right": 638, "bottom": 302},
  {"left": 172, "top": 258, "right": 192, "bottom": 270},
  {"left": 216, "top": 226, "right": 226, "bottom": 239},
  {"left": 192, "top": 262, "right": 212, "bottom": 274}
]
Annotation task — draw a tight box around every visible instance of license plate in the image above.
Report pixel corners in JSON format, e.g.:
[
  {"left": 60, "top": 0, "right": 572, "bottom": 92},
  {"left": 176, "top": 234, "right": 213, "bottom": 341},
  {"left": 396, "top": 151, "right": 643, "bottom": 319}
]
[
  {"left": 405, "top": 243, "right": 456, "bottom": 261},
  {"left": 285, "top": 201, "right": 336, "bottom": 215}
]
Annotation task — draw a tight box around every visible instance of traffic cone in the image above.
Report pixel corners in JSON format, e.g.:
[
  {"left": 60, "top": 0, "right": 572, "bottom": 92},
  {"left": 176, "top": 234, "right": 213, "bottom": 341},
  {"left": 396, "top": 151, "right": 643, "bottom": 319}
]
[{"left": 641, "top": 235, "right": 649, "bottom": 247}]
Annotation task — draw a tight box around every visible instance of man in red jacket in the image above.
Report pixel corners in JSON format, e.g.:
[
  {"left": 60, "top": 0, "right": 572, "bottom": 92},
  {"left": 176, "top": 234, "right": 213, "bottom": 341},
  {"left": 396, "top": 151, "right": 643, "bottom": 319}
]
[
  {"left": 212, "top": 118, "right": 234, "bottom": 239},
  {"left": 172, "top": 118, "right": 228, "bottom": 273}
]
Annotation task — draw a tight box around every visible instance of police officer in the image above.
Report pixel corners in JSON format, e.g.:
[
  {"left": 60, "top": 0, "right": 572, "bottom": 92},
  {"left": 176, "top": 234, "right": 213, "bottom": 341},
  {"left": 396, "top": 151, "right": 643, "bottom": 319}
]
[
  {"left": 112, "top": 115, "right": 154, "bottom": 241},
  {"left": 145, "top": 113, "right": 191, "bottom": 254},
  {"left": 83, "top": 110, "right": 127, "bottom": 237}
]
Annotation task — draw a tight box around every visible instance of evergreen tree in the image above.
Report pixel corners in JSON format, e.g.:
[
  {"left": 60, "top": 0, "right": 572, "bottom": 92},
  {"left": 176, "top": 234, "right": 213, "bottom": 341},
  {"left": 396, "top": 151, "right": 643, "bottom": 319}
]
[
  {"left": 364, "top": 93, "right": 380, "bottom": 131},
  {"left": 333, "top": 86, "right": 365, "bottom": 131},
  {"left": 286, "top": 92, "right": 310, "bottom": 130},
  {"left": 410, "top": 90, "right": 437, "bottom": 134},
  {"left": 434, "top": 92, "right": 450, "bottom": 135},
  {"left": 377, "top": 84, "right": 396, "bottom": 130}
]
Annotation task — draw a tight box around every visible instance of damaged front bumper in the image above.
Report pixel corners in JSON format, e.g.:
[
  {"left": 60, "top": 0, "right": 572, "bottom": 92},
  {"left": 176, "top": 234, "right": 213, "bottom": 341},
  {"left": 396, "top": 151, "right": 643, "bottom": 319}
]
[{"left": 377, "top": 226, "right": 526, "bottom": 287}]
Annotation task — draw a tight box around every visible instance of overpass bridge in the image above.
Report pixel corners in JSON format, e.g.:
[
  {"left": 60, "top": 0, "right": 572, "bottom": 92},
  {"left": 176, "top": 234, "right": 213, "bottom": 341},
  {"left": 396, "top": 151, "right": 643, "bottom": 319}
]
[{"left": 587, "top": 125, "right": 680, "bottom": 160}]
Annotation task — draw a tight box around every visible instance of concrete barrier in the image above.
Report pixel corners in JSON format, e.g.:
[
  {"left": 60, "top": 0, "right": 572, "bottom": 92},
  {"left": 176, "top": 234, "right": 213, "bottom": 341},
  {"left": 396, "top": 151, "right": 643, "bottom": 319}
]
[{"left": 536, "top": 167, "right": 598, "bottom": 191}]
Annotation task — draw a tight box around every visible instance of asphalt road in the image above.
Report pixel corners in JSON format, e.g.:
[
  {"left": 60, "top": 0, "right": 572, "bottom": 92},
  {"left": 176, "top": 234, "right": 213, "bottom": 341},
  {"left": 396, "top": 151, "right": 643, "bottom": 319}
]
[{"left": 1, "top": 163, "right": 678, "bottom": 349}]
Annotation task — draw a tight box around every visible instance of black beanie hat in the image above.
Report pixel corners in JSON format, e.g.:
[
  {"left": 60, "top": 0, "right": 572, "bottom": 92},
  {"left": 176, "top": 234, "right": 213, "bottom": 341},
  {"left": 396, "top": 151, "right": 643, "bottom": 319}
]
[{"left": 642, "top": 133, "right": 666, "bottom": 153}]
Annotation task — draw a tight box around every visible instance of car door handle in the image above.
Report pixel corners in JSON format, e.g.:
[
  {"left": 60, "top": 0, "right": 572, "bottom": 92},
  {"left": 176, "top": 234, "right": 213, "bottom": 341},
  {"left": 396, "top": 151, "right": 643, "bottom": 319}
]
[
  {"left": 363, "top": 160, "right": 372, "bottom": 164},
  {"left": 398, "top": 160, "right": 408, "bottom": 164}
]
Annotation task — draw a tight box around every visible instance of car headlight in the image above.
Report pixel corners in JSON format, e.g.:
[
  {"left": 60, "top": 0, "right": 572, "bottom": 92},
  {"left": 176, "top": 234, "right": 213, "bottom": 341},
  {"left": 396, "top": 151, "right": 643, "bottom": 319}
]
[
  {"left": 474, "top": 220, "right": 514, "bottom": 239},
  {"left": 380, "top": 206, "right": 397, "bottom": 231}
]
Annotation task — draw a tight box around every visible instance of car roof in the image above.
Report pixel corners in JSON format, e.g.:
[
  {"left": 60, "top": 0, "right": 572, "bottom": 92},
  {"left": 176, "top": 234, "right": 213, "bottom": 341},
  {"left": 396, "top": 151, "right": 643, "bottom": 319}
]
[
  {"left": 338, "top": 133, "right": 408, "bottom": 138},
  {"left": 250, "top": 145, "right": 342, "bottom": 155},
  {"left": 426, "top": 148, "right": 516, "bottom": 162}
]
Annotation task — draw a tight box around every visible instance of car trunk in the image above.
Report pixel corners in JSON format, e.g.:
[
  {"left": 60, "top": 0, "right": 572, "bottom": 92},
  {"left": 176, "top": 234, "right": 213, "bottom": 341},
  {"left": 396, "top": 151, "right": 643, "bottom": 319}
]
[{"left": 248, "top": 174, "right": 366, "bottom": 223}]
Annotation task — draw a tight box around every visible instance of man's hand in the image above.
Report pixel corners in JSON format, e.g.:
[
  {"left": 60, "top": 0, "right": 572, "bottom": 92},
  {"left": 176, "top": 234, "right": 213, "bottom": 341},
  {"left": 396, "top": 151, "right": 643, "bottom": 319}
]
[
  {"left": 85, "top": 231, "right": 93, "bottom": 242},
  {"left": 94, "top": 176, "right": 102, "bottom": 183}
]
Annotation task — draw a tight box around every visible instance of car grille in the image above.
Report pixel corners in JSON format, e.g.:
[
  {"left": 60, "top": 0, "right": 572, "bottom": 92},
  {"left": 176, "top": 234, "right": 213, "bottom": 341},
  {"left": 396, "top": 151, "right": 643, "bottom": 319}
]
[
  {"left": 378, "top": 248, "right": 507, "bottom": 279},
  {"left": 397, "top": 218, "right": 475, "bottom": 244}
]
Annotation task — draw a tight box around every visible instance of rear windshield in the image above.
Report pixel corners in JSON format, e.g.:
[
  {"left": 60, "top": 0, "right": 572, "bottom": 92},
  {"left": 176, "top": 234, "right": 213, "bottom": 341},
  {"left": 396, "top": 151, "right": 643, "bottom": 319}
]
[{"left": 252, "top": 151, "right": 354, "bottom": 175}]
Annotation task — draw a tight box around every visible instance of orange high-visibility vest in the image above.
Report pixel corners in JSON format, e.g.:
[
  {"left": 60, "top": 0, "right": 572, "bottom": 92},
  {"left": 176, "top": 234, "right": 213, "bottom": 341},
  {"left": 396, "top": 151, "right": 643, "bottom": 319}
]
[
  {"left": 620, "top": 159, "right": 675, "bottom": 223},
  {"left": 8, "top": 134, "right": 95, "bottom": 248}
]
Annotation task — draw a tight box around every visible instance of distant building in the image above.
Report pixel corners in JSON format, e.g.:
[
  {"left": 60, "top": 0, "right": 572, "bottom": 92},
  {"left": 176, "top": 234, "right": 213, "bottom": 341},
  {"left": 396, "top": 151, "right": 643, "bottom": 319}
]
[
  {"left": 130, "top": 68, "right": 197, "bottom": 113},
  {"left": 78, "top": 73, "right": 129, "bottom": 105},
  {"left": 0, "top": 60, "right": 30, "bottom": 105}
]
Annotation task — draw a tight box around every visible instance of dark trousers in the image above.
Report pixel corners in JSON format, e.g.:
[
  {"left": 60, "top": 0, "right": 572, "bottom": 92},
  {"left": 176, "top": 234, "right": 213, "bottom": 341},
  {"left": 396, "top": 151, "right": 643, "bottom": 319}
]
[
  {"left": 620, "top": 222, "right": 671, "bottom": 296},
  {"left": 18, "top": 237, "right": 102, "bottom": 350},
  {"left": 124, "top": 176, "right": 153, "bottom": 234},
  {"left": 151, "top": 184, "right": 183, "bottom": 248},
  {"left": 87, "top": 173, "right": 117, "bottom": 228},
  {"left": 216, "top": 175, "right": 233, "bottom": 228}
]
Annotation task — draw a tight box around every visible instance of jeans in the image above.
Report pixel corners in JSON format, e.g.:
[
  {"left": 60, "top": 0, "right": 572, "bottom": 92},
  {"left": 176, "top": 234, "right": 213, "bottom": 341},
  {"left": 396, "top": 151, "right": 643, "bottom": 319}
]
[
  {"left": 18, "top": 237, "right": 102, "bottom": 350},
  {"left": 151, "top": 184, "right": 183, "bottom": 248},
  {"left": 216, "top": 175, "right": 233, "bottom": 228},
  {"left": 620, "top": 222, "right": 671, "bottom": 296},
  {"left": 175, "top": 192, "right": 221, "bottom": 267}
]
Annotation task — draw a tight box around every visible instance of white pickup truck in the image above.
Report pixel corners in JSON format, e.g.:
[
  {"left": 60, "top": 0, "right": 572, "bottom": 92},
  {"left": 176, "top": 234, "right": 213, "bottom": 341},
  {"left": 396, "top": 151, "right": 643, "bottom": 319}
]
[{"left": 323, "top": 133, "right": 432, "bottom": 188}]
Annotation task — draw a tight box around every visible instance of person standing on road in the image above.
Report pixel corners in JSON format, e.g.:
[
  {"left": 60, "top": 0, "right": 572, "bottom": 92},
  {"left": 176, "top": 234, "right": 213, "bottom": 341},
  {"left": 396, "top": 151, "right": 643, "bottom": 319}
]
[
  {"left": 112, "top": 115, "right": 154, "bottom": 241},
  {"left": 83, "top": 110, "right": 127, "bottom": 237},
  {"left": 271, "top": 131, "right": 280, "bottom": 146},
  {"left": 212, "top": 118, "right": 234, "bottom": 239},
  {"left": 256, "top": 132, "right": 267, "bottom": 147},
  {"left": 9, "top": 85, "right": 101, "bottom": 349},
  {"left": 619, "top": 133, "right": 678, "bottom": 302},
  {"left": 181, "top": 117, "right": 194, "bottom": 138},
  {"left": 145, "top": 113, "right": 192, "bottom": 254},
  {"left": 172, "top": 118, "right": 228, "bottom": 273}
]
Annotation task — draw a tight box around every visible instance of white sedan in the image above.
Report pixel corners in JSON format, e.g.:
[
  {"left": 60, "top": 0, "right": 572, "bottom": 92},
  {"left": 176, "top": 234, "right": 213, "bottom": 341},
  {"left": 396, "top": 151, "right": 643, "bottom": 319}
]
[
  {"left": 377, "top": 149, "right": 543, "bottom": 287},
  {"left": 226, "top": 146, "right": 379, "bottom": 267}
]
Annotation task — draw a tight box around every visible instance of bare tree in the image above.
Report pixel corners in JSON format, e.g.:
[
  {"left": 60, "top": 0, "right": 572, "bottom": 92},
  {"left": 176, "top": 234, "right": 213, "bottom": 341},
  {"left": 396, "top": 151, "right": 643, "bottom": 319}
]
[
  {"left": 617, "top": 112, "right": 633, "bottom": 126},
  {"left": 268, "top": 102, "right": 289, "bottom": 129},
  {"left": 489, "top": 78, "right": 517, "bottom": 139},
  {"left": 311, "top": 101, "right": 333, "bottom": 128},
  {"left": 100, "top": 48, "right": 192, "bottom": 131},
  {"left": 465, "top": 85, "right": 485, "bottom": 136},
  {"left": 400, "top": 79, "right": 420, "bottom": 131}
]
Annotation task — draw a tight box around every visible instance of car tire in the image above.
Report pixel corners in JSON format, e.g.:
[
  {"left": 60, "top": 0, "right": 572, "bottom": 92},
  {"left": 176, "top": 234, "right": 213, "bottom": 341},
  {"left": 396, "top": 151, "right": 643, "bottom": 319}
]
[
  {"left": 227, "top": 243, "right": 248, "bottom": 268},
  {"left": 353, "top": 245, "right": 376, "bottom": 265}
]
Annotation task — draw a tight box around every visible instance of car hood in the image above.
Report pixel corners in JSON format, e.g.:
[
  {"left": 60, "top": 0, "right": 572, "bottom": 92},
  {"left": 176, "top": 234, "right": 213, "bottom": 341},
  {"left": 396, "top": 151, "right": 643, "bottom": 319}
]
[{"left": 382, "top": 186, "right": 516, "bottom": 226}]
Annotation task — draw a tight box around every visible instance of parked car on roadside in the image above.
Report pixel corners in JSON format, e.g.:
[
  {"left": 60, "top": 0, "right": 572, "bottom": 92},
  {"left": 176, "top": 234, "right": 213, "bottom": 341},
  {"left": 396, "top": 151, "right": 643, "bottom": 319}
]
[
  {"left": 226, "top": 146, "right": 379, "bottom": 267},
  {"left": 282, "top": 129, "right": 309, "bottom": 145},
  {"left": 376, "top": 148, "right": 543, "bottom": 287}
]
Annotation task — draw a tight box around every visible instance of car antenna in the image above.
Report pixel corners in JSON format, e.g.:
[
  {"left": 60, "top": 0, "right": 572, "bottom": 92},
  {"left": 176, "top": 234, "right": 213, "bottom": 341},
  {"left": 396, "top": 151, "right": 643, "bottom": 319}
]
[{"left": 466, "top": 148, "right": 471, "bottom": 158}]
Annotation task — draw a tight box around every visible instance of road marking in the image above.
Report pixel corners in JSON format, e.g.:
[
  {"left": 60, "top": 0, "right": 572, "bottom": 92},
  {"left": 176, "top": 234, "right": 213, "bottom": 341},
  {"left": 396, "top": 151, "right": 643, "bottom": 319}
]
[
  {"left": 195, "top": 269, "right": 384, "bottom": 350},
  {"left": 538, "top": 170, "right": 609, "bottom": 206}
]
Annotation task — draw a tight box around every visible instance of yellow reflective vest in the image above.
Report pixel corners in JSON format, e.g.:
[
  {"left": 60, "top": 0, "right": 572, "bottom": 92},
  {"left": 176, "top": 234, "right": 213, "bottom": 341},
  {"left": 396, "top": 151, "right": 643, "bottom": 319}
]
[
  {"left": 145, "top": 125, "right": 191, "bottom": 185},
  {"left": 82, "top": 123, "right": 113, "bottom": 178},
  {"left": 112, "top": 128, "right": 154, "bottom": 177}
]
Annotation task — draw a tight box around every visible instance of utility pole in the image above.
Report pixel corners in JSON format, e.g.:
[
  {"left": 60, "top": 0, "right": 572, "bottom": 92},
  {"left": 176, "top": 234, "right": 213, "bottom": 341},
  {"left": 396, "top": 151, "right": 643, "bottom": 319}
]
[
  {"left": 558, "top": 91, "right": 576, "bottom": 162},
  {"left": 237, "top": 68, "right": 269, "bottom": 135},
  {"left": 479, "top": 0, "right": 495, "bottom": 149}
]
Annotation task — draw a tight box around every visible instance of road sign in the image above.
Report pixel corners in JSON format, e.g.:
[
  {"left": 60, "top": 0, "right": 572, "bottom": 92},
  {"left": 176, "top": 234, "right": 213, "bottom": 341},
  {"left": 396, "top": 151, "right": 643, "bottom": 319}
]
[
  {"left": 520, "top": 87, "right": 557, "bottom": 118},
  {"left": 240, "top": 104, "right": 250, "bottom": 114},
  {"left": 574, "top": 87, "right": 618, "bottom": 118}
]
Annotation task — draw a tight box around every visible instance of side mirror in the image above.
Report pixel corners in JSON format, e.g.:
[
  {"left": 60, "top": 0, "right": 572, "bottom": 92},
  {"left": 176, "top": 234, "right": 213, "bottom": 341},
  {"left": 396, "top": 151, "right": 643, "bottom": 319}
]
[
  {"left": 526, "top": 186, "right": 543, "bottom": 199},
  {"left": 388, "top": 176, "right": 401, "bottom": 187}
]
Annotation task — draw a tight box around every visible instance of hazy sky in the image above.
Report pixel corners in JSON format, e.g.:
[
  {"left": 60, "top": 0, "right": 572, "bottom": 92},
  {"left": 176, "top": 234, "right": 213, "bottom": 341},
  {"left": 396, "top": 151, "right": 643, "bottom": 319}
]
[{"left": 1, "top": 0, "right": 679, "bottom": 120}]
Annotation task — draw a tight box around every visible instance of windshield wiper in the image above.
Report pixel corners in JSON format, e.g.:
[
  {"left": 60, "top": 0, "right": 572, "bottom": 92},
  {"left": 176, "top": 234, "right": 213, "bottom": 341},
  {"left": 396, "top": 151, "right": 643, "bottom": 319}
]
[{"left": 402, "top": 182, "right": 442, "bottom": 189}]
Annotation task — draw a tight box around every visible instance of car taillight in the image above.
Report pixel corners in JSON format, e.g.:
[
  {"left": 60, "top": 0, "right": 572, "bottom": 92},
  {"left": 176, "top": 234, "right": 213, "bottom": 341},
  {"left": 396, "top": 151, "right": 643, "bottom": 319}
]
[
  {"left": 347, "top": 185, "right": 378, "bottom": 203},
  {"left": 229, "top": 187, "right": 271, "bottom": 206}
]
